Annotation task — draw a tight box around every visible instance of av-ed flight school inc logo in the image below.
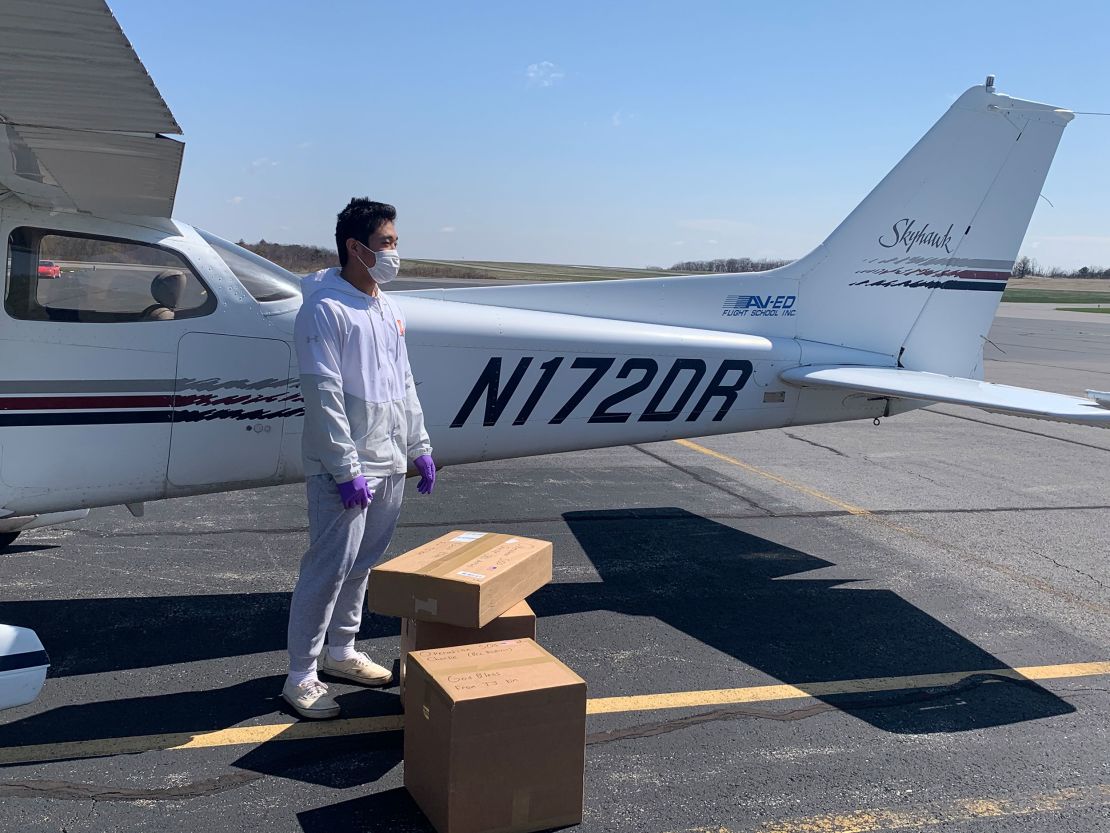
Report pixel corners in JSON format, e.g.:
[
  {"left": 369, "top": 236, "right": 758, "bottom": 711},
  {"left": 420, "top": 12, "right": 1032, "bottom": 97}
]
[{"left": 722, "top": 294, "right": 797, "bottom": 317}]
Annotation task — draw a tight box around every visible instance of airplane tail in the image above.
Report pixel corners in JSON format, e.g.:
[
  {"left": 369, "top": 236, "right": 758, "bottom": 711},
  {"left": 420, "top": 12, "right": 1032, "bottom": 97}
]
[
  {"left": 421, "top": 81, "right": 1073, "bottom": 378},
  {"left": 780, "top": 81, "right": 1072, "bottom": 377}
]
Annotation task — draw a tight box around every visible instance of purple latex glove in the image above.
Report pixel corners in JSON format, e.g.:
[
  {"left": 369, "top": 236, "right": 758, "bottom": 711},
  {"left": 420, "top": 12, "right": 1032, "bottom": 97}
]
[
  {"left": 337, "top": 475, "right": 371, "bottom": 509},
  {"left": 414, "top": 455, "right": 436, "bottom": 495}
]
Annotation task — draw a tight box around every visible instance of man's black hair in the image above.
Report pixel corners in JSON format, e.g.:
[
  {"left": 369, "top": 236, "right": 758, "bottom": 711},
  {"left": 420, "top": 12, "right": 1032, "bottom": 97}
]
[{"left": 335, "top": 198, "right": 396, "bottom": 266}]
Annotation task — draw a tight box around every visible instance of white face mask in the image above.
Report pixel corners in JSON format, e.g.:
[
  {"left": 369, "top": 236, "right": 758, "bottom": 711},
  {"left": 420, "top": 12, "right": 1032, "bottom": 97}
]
[{"left": 355, "top": 244, "right": 400, "bottom": 285}]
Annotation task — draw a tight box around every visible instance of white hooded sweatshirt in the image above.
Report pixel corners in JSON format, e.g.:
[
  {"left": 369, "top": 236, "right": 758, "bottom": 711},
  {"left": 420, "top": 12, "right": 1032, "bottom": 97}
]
[{"left": 294, "top": 267, "right": 432, "bottom": 482}]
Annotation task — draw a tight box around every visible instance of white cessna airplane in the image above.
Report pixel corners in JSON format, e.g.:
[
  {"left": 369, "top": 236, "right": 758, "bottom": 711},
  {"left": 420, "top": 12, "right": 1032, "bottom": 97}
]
[{"left": 0, "top": 0, "right": 1107, "bottom": 708}]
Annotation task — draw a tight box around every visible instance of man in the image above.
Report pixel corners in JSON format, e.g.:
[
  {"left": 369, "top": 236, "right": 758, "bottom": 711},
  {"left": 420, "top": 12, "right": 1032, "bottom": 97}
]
[{"left": 284, "top": 198, "right": 436, "bottom": 720}]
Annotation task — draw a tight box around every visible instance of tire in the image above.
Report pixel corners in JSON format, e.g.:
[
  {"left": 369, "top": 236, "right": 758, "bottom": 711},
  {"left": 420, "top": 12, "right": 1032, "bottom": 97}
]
[{"left": 0, "top": 532, "right": 20, "bottom": 548}]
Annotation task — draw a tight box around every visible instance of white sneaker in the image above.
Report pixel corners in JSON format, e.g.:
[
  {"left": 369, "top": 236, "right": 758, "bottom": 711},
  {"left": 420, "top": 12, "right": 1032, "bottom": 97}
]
[
  {"left": 282, "top": 678, "right": 340, "bottom": 720},
  {"left": 319, "top": 651, "right": 393, "bottom": 687}
]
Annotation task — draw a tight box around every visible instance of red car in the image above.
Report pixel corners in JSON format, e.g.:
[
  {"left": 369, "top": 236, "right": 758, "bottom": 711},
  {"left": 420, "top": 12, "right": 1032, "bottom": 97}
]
[{"left": 37, "top": 260, "right": 61, "bottom": 279}]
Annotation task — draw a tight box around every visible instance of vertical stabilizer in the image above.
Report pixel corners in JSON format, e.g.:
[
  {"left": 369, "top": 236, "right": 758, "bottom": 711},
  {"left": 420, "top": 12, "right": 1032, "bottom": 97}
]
[{"left": 790, "top": 83, "right": 1072, "bottom": 376}]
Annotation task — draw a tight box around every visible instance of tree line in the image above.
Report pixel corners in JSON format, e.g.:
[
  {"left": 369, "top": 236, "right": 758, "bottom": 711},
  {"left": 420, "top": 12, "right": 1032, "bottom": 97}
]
[
  {"left": 666, "top": 257, "right": 792, "bottom": 273},
  {"left": 1011, "top": 256, "right": 1109, "bottom": 279},
  {"left": 238, "top": 239, "right": 336, "bottom": 273},
  {"left": 231, "top": 242, "right": 1109, "bottom": 281}
]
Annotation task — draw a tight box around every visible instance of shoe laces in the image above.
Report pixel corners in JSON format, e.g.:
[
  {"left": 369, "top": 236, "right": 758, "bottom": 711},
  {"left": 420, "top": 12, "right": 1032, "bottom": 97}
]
[{"left": 300, "top": 679, "right": 329, "bottom": 696}]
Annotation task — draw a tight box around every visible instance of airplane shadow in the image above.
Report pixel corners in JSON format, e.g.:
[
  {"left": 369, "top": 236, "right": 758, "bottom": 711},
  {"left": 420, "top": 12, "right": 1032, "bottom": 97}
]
[
  {"left": 0, "top": 506, "right": 1073, "bottom": 794},
  {"left": 531, "top": 507, "right": 1073, "bottom": 734}
]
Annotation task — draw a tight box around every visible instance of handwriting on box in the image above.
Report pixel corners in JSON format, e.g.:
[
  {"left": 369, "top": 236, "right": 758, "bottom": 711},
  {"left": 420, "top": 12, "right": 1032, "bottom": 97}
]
[{"left": 446, "top": 670, "right": 522, "bottom": 691}]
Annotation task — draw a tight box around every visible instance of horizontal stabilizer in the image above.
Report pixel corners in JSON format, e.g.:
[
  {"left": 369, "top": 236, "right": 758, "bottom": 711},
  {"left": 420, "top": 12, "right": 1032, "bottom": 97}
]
[{"left": 780, "top": 365, "right": 1110, "bottom": 426}]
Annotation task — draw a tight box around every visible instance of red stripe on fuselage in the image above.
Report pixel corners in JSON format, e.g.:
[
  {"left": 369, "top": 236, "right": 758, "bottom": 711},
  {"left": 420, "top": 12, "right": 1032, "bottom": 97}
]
[
  {"left": 0, "top": 395, "right": 173, "bottom": 411},
  {"left": 952, "top": 270, "right": 1009, "bottom": 281},
  {"left": 0, "top": 392, "right": 303, "bottom": 411}
]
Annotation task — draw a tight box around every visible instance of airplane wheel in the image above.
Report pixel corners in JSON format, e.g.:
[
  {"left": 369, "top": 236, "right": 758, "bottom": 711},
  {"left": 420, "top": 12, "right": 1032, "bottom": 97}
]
[{"left": 0, "top": 532, "right": 19, "bottom": 549}]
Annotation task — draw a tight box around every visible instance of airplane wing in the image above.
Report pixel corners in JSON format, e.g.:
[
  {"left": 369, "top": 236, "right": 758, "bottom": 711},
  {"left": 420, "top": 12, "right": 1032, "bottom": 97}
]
[
  {"left": 0, "top": 0, "right": 182, "bottom": 217},
  {"left": 780, "top": 365, "right": 1110, "bottom": 426}
]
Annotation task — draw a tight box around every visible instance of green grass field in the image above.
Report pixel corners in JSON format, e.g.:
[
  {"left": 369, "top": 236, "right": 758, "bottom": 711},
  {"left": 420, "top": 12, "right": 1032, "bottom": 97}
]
[
  {"left": 1056, "top": 306, "right": 1110, "bottom": 314},
  {"left": 1000, "top": 288, "right": 1110, "bottom": 304}
]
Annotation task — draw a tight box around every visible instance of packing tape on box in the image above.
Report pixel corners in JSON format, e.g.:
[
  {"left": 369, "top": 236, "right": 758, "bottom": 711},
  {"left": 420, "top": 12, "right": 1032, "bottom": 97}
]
[
  {"left": 423, "top": 654, "right": 554, "bottom": 676},
  {"left": 420, "top": 533, "right": 524, "bottom": 579}
]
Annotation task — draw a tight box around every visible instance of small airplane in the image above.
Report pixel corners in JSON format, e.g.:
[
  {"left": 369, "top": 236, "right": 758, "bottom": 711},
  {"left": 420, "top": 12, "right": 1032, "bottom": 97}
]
[{"left": 0, "top": 1, "right": 1107, "bottom": 708}]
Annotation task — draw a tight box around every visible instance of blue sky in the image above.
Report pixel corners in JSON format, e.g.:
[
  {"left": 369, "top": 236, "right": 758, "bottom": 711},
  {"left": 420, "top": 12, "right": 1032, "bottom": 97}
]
[{"left": 111, "top": 0, "right": 1110, "bottom": 270}]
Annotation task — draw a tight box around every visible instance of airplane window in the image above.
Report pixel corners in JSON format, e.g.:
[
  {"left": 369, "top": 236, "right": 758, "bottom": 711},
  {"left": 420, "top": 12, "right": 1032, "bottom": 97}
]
[
  {"left": 197, "top": 230, "right": 301, "bottom": 303},
  {"left": 4, "top": 228, "right": 215, "bottom": 323}
]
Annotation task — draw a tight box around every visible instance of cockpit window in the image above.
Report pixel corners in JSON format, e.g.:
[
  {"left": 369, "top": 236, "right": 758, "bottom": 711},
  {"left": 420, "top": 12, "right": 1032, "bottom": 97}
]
[
  {"left": 198, "top": 230, "right": 301, "bottom": 303},
  {"left": 4, "top": 228, "right": 214, "bottom": 323}
]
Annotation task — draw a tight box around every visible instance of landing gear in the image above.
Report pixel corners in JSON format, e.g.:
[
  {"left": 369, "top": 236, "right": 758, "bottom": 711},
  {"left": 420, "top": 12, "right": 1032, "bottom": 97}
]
[{"left": 0, "top": 532, "right": 20, "bottom": 549}]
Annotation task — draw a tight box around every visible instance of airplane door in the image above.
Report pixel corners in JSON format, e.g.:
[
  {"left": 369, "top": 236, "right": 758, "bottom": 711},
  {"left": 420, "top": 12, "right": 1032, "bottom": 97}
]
[{"left": 168, "top": 333, "right": 292, "bottom": 487}]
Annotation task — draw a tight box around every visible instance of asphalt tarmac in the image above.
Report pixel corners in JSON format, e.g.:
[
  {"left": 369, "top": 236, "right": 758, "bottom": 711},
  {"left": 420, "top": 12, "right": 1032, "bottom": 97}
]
[{"left": 0, "top": 284, "right": 1107, "bottom": 833}]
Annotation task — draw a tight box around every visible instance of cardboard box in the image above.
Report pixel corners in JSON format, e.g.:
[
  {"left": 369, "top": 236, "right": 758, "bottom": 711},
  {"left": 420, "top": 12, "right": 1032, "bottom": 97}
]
[
  {"left": 369, "top": 531, "right": 552, "bottom": 629},
  {"left": 404, "top": 638, "right": 586, "bottom": 833},
  {"left": 400, "top": 600, "right": 537, "bottom": 696}
]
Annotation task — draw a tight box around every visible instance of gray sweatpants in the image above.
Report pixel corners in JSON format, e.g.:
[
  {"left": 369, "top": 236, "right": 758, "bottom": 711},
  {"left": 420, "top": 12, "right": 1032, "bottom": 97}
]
[{"left": 287, "top": 472, "right": 405, "bottom": 675}]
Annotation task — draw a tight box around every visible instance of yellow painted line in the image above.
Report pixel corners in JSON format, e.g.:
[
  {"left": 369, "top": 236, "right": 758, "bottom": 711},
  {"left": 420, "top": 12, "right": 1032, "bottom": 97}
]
[
  {"left": 674, "top": 439, "right": 872, "bottom": 515},
  {"left": 0, "top": 715, "right": 403, "bottom": 767},
  {"left": 586, "top": 661, "right": 1110, "bottom": 714},
  {"left": 1, "top": 662, "right": 1106, "bottom": 767},
  {"left": 670, "top": 783, "right": 1110, "bottom": 832}
]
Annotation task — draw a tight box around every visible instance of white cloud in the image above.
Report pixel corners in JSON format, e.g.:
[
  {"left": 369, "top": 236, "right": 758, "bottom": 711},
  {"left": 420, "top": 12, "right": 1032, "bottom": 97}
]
[
  {"left": 296, "top": 141, "right": 313, "bottom": 149},
  {"left": 707, "top": 239, "right": 718, "bottom": 245},
  {"left": 249, "top": 157, "right": 279, "bottom": 173},
  {"left": 227, "top": 195, "right": 244, "bottom": 205},
  {"left": 611, "top": 109, "right": 636, "bottom": 127},
  {"left": 440, "top": 226, "right": 456, "bottom": 233},
  {"left": 526, "top": 61, "right": 564, "bottom": 87},
  {"left": 672, "top": 240, "right": 685, "bottom": 246}
]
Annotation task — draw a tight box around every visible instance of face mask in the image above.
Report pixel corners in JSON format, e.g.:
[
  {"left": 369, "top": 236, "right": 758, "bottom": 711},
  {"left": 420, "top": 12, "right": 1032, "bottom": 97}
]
[{"left": 355, "top": 244, "right": 400, "bottom": 285}]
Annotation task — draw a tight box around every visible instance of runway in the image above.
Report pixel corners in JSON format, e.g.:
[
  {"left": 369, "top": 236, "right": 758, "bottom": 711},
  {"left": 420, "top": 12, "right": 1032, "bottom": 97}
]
[{"left": 0, "top": 283, "right": 1107, "bottom": 832}]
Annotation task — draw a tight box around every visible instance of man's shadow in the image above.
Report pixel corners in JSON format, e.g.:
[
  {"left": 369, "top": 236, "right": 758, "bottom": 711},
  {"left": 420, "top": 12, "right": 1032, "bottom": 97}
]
[
  {"left": 529, "top": 507, "right": 1073, "bottom": 733},
  {"left": 0, "top": 596, "right": 404, "bottom": 788},
  {"left": 0, "top": 593, "right": 401, "bottom": 678}
]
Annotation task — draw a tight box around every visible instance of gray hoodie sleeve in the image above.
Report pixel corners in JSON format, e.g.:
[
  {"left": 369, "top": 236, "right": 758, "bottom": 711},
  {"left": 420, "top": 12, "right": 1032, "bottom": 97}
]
[
  {"left": 301, "top": 374, "right": 361, "bottom": 482},
  {"left": 404, "top": 366, "right": 433, "bottom": 461},
  {"left": 294, "top": 302, "right": 361, "bottom": 483}
]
